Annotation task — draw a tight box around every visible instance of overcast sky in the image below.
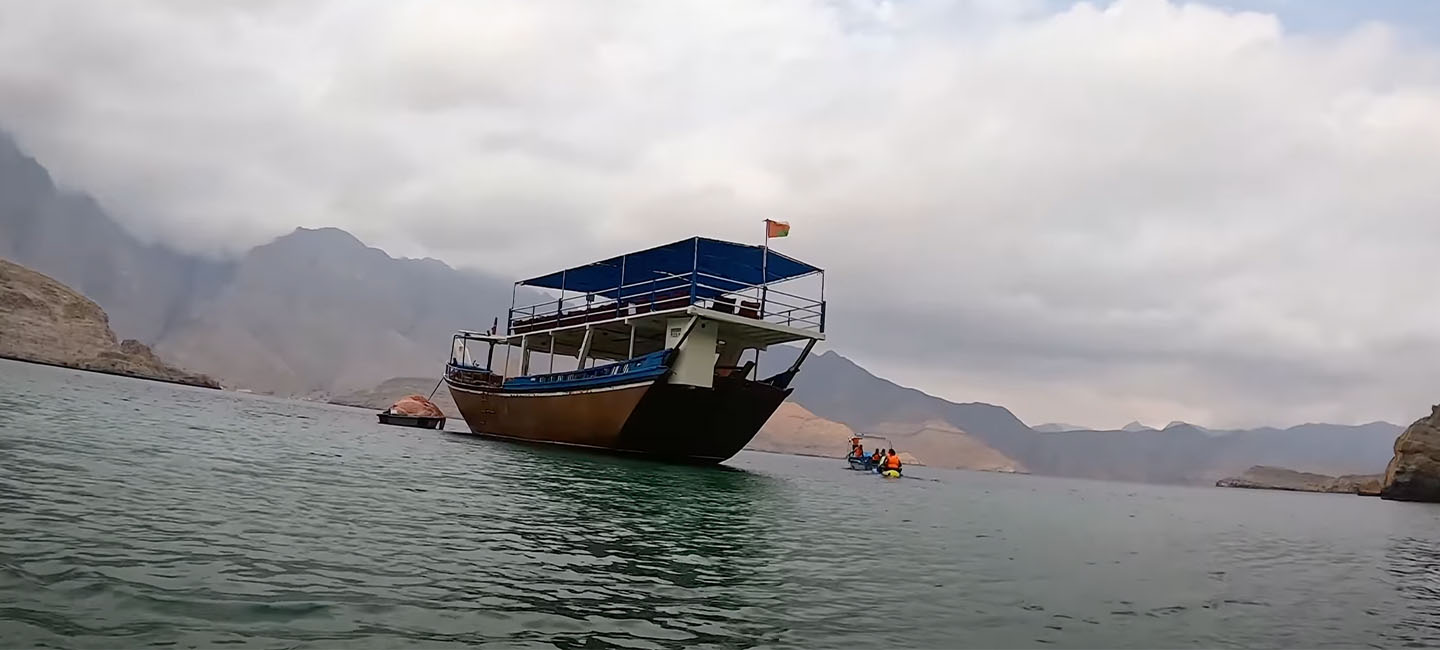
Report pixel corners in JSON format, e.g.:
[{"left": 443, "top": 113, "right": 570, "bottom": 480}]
[{"left": 3, "top": 0, "right": 1440, "bottom": 430}]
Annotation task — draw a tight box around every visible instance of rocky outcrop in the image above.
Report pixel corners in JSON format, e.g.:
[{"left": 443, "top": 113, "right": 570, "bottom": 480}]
[
  {"left": 0, "top": 258, "right": 218, "bottom": 388},
  {"left": 1381, "top": 406, "right": 1440, "bottom": 502},
  {"left": 1216, "top": 465, "right": 1382, "bottom": 495}
]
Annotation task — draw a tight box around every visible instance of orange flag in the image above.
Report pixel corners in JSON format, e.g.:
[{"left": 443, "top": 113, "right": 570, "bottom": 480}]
[{"left": 765, "top": 219, "right": 790, "bottom": 238}]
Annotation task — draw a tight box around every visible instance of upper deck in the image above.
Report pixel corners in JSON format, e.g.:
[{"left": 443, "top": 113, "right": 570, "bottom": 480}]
[{"left": 503, "top": 237, "right": 825, "bottom": 350}]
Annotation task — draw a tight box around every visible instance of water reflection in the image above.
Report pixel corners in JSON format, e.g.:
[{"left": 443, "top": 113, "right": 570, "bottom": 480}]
[
  {"left": 440, "top": 435, "right": 791, "bottom": 647},
  {"left": 9, "top": 361, "right": 1440, "bottom": 649},
  {"left": 1386, "top": 534, "right": 1440, "bottom": 647}
]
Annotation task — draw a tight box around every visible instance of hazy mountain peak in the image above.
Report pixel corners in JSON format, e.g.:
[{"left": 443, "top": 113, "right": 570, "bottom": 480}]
[
  {"left": 275, "top": 226, "right": 368, "bottom": 250},
  {"left": 1121, "top": 421, "right": 1154, "bottom": 432}
]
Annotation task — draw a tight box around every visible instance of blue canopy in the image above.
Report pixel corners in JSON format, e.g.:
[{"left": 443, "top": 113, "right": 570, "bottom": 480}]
[{"left": 519, "top": 237, "right": 821, "bottom": 299}]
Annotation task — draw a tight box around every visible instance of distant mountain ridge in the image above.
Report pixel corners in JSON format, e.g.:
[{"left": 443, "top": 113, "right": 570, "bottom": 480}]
[
  {"left": 0, "top": 132, "right": 233, "bottom": 344},
  {"left": 0, "top": 131, "right": 525, "bottom": 397},
  {"left": 762, "top": 348, "right": 1035, "bottom": 461},
  {"left": 763, "top": 346, "right": 1400, "bottom": 484}
]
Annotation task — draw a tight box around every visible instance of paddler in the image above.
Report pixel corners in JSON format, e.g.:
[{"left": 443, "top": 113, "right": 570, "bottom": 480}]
[
  {"left": 882, "top": 448, "right": 902, "bottom": 475},
  {"left": 850, "top": 437, "right": 864, "bottom": 459},
  {"left": 870, "top": 448, "right": 883, "bottom": 465}
]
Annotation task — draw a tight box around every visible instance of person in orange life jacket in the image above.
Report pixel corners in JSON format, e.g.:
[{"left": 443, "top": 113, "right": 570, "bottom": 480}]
[
  {"left": 883, "top": 448, "right": 902, "bottom": 472},
  {"left": 850, "top": 437, "right": 864, "bottom": 459},
  {"left": 870, "top": 448, "right": 883, "bottom": 465}
]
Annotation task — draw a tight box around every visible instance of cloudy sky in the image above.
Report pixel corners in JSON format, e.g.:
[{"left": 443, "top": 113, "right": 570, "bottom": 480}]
[{"left": 3, "top": 0, "right": 1440, "bottom": 429}]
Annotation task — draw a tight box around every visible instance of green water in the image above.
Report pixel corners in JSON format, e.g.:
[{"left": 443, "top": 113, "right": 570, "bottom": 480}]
[{"left": 3, "top": 358, "right": 1440, "bottom": 648}]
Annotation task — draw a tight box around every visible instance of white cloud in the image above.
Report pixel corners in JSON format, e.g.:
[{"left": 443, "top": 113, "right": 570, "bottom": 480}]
[{"left": 3, "top": 0, "right": 1440, "bottom": 428}]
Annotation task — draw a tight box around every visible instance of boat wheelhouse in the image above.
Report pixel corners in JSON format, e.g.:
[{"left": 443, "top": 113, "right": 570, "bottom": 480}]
[{"left": 444, "top": 236, "right": 826, "bottom": 463}]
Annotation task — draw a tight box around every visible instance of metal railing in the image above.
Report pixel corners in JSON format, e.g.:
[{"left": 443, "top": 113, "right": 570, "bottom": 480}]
[{"left": 507, "top": 270, "right": 825, "bottom": 335}]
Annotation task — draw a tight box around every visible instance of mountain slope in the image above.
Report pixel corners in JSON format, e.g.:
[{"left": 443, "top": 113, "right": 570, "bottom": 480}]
[
  {"left": 764, "top": 346, "right": 1399, "bottom": 483},
  {"left": 0, "top": 258, "right": 216, "bottom": 387},
  {"left": 155, "top": 227, "right": 524, "bottom": 395},
  {"left": 764, "top": 348, "right": 1036, "bottom": 460},
  {"left": 749, "top": 402, "right": 858, "bottom": 459},
  {"left": 865, "top": 419, "right": 1025, "bottom": 473},
  {"left": 0, "top": 131, "right": 527, "bottom": 397},
  {"left": 0, "top": 132, "right": 231, "bottom": 343},
  {"left": 1033, "top": 423, "right": 1085, "bottom": 433}
]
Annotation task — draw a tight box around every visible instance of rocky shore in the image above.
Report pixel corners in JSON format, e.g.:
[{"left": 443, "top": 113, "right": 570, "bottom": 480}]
[
  {"left": 1216, "top": 465, "right": 1382, "bottom": 496},
  {"left": 1381, "top": 406, "right": 1440, "bottom": 502},
  {"left": 0, "top": 258, "right": 219, "bottom": 389}
]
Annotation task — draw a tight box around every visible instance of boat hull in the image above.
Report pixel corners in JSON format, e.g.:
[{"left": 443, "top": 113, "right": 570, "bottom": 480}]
[
  {"left": 447, "top": 374, "right": 789, "bottom": 463},
  {"left": 377, "top": 413, "right": 446, "bottom": 429}
]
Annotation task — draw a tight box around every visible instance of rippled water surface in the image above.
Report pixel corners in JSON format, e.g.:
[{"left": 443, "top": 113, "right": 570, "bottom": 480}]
[{"left": 5, "top": 359, "right": 1440, "bottom": 648}]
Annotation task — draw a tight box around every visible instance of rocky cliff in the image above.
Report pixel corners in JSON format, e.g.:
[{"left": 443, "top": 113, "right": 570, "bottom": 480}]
[
  {"left": 0, "top": 258, "right": 218, "bottom": 387},
  {"left": 1216, "top": 465, "right": 1381, "bottom": 496},
  {"left": 1381, "top": 406, "right": 1440, "bottom": 502}
]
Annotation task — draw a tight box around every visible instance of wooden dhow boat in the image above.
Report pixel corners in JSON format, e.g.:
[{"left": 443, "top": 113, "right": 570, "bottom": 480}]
[{"left": 444, "top": 236, "right": 826, "bottom": 464}]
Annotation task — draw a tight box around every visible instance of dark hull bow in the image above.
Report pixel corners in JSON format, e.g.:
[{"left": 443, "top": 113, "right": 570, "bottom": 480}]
[{"left": 448, "top": 374, "right": 788, "bottom": 463}]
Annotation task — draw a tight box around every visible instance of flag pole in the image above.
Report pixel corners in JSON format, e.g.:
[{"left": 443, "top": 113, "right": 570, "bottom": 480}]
[
  {"left": 757, "top": 220, "right": 770, "bottom": 376},
  {"left": 760, "top": 219, "right": 770, "bottom": 318}
]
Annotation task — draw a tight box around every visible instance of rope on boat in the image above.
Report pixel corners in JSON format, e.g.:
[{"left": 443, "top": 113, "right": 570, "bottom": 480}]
[{"left": 426, "top": 376, "right": 443, "bottom": 401}]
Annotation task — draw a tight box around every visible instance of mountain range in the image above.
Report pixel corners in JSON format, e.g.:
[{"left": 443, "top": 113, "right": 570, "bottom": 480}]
[
  {"left": 0, "top": 129, "right": 1405, "bottom": 484},
  {"left": 0, "top": 131, "right": 532, "bottom": 397},
  {"left": 761, "top": 345, "right": 1399, "bottom": 483}
]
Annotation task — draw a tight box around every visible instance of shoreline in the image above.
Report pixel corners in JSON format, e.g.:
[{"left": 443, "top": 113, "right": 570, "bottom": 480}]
[{"left": 0, "top": 354, "right": 222, "bottom": 390}]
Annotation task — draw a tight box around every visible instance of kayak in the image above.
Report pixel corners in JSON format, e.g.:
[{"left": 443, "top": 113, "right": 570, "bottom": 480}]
[{"left": 880, "top": 469, "right": 902, "bottom": 479}]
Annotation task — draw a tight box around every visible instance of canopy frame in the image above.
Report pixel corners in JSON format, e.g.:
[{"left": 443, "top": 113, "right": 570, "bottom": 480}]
[{"left": 506, "top": 236, "right": 826, "bottom": 338}]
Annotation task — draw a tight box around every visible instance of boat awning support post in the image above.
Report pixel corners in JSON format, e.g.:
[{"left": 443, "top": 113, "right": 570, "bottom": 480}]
[
  {"left": 618, "top": 254, "right": 626, "bottom": 320},
  {"left": 627, "top": 323, "right": 636, "bottom": 359},
  {"left": 788, "top": 338, "right": 817, "bottom": 373},
  {"left": 762, "top": 338, "right": 816, "bottom": 389},
  {"left": 671, "top": 315, "right": 700, "bottom": 350},
  {"left": 689, "top": 238, "right": 699, "bottom": 307},
  {"left": 508, "top": 282, "right": 518, "bottom": 335},
  {"left": 520, "top": 335, "right": 530, "bottom": 375},
  {"left": 577, "top": 326, "right": 594, "bottom": 368}
]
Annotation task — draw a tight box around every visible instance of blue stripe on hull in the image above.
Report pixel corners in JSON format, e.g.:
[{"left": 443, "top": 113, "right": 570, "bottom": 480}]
[{"left": 493, "top": 349, "right": 673, "bottom": 393}]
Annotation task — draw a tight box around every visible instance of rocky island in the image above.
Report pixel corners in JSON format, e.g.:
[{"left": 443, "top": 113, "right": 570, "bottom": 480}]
[
  {"left": 0, "top": 258, "right": 219, "bottom": 388},
  {"left": 1215, "top": 465, "right": 1382, "bottom": 496},
  {"left": 1381, "top": 406, "right": 1440, "bottom": 502}
]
